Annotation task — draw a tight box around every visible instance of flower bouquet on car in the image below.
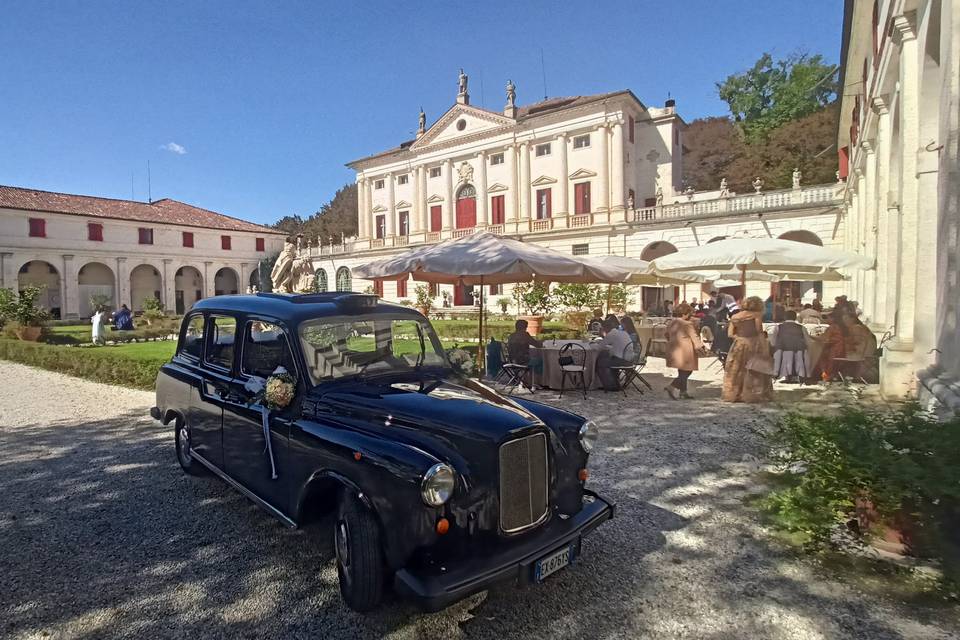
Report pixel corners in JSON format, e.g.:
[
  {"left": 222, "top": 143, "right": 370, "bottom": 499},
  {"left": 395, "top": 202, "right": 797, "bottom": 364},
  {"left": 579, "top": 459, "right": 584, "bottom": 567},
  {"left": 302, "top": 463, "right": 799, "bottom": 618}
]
[{"left": 243, "top": 366, "right": 296, "bottom": 479}]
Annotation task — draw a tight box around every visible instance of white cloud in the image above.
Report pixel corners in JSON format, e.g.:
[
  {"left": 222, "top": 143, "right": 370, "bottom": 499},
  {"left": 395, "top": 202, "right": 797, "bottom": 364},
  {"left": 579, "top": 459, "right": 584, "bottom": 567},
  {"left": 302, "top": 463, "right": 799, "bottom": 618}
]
[{"left": 159, "top": 142, "right": 187, "bottom": 155}]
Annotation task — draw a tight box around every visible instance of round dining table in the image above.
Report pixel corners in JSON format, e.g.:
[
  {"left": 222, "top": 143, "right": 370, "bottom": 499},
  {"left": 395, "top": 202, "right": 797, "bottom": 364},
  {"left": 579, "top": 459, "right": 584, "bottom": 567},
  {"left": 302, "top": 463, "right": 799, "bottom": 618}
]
[{"left": 531, "top": 339, "right": 605, "bottom": 390}]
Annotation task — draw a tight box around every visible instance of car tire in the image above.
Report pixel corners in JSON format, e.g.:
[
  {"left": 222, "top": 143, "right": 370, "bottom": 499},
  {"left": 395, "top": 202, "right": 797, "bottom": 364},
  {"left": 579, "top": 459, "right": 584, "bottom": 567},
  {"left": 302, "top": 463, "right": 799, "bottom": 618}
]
[
  {"left": 334, "top": 492, "right": 384, "bottom": 611},
  {"left": 174, "top": 421, "right": 205, "bottom": 476}
]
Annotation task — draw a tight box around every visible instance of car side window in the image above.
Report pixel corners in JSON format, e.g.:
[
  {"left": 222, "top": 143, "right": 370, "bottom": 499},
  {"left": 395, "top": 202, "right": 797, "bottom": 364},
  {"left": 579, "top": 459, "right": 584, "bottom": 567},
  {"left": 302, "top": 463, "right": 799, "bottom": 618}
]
[
  {"left": 241, "top": 320, "right": 295, "bottom": 378},
  {"left": 205, "top": 315, "right": 237, "bottom": 370},
  {"left": 180, "top": 314, "right": 205, "bottom": 360}
]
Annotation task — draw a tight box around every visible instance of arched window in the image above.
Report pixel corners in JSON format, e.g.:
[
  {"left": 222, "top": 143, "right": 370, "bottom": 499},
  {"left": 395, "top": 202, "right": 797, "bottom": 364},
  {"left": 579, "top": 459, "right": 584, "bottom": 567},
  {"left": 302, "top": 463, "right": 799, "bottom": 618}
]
[
  {"left": 315, "top": 268, "right": 328, "bottom": 293},
  {"left": 336, "top": 267, "right": 352, "bottom": 292},
  {"left": 457, "top": 184, "right": 476, "bottom": 199}
]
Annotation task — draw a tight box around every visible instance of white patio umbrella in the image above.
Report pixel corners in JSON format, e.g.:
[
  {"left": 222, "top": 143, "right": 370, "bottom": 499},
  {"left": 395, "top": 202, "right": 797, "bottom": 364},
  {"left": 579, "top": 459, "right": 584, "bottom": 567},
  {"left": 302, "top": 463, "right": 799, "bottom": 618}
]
[
  {"left": 648, "top": 236, "right": 874, "bottom": 299},
  {"left": 352, "top": 232, "right": 631, "bottom": 371},
  {"left": 589, "top": 255, "right": 703, "bottom": 286}
]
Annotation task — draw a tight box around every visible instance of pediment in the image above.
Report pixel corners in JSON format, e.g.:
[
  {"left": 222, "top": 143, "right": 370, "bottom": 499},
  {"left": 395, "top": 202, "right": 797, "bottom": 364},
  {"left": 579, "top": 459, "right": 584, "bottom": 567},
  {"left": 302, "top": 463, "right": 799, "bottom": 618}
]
[
  {"left": 395, "top": 200, "right": 412, "bottom": 209},
  {"left": 487, "top": 182, "right": 508, "bottom": 193},
  {"left": 531, "top": 175, "right": 557, "bottom": 186},
  {"left": 372, "top": 204, "right": 387, "bottom": 213},
  {"left": 412, "top": 103, "right": 515, "bottom": 149},
  {"left": 426, "top": 194, "right": 444, "bottom": 203},
  {"left": 568, "top": 168, "right": 597, "bottom": 180}
]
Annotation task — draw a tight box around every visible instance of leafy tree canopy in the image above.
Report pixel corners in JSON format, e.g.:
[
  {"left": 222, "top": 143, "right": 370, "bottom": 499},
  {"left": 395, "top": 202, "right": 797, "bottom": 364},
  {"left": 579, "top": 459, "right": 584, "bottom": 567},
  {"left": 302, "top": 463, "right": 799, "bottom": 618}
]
[
  {"left": 717, "top": 52, "right": 838, "bottom": 143},
  {"left": 273, "top": 183, "right": 358, "bottom": 245}
]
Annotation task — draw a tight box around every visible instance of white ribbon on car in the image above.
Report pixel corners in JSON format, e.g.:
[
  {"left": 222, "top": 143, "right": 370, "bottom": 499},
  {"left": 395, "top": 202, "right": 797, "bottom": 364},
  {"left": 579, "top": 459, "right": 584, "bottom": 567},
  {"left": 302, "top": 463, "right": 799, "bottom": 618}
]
[{"left": 243, "top": 375, "right": 278, "bottom": 480}]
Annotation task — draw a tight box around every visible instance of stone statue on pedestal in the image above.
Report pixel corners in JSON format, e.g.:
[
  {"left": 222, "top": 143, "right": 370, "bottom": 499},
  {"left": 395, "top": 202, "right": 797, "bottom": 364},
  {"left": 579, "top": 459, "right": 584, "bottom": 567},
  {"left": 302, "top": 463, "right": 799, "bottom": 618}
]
[
  {"left": 792, "top": 167, "right": 802, "bottom": 189},
  {"left": 418, "top": 108, "right": 426, "bottom": 136},
  {"left": 458, "top": 68, "right": 468, "bottom": 95},
  {"left": 655, "top": 185, "right": 663, "bottom": 206},
  {"left": 270, "top": 240, "right": 296, "bottom": 293},
  {"left": 719, "top": 178, "right": 729, "bottom": 197},
  {"left": 752, "top": 177, "right": 764, "bottom": 193},
  {"left": 505, "top": 79, "right": 516, "bottom": 107}
]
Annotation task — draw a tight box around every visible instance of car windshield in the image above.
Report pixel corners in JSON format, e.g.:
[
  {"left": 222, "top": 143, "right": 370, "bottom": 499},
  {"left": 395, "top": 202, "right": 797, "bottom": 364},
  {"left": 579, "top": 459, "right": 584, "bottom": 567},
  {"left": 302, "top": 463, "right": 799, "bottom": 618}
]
[{"left": 299, "top": 314, "right": 449, "bottom": 385}]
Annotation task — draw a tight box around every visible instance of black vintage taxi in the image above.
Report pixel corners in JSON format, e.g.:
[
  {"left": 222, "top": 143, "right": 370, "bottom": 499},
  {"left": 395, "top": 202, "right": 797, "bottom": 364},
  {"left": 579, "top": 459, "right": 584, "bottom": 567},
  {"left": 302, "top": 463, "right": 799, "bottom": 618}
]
[{"left": 151, "top": 292, "right": 614, "bottom": 611}]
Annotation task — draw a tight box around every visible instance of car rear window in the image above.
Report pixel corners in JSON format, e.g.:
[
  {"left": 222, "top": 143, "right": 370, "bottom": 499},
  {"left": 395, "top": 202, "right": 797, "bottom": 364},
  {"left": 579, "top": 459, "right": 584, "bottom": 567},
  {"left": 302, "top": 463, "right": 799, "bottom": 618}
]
[
  {"left": 241, "top": 321, "right": 296, "bottom": 378},
  {"left": 205, "top": 315, "right": 237, "bottom": 370}
]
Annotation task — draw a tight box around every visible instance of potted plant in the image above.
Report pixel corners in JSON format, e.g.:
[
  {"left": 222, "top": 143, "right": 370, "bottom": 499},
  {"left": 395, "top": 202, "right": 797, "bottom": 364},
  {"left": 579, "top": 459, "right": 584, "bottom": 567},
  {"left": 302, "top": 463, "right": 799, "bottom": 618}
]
[
  {"left": 496, "top": 297, "right": 510, "bottom": 314},
  {"left": 513, "top": 282, "right": 553, "bottom": 336},
  {"left": 12, "top": 285, "right": 49, "bottom": 341},
  {"left": 414, "top": 284, "right": 433, "bottom": 317},
  {"left": 141, "top": 296, "right": 165, "bottom": 326}
]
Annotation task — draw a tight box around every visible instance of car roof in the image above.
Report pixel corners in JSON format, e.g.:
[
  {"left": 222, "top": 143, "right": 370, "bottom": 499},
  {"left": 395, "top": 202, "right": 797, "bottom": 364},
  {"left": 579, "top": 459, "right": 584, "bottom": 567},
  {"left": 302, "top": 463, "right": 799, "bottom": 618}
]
[{"left": 191, "top": 292, "right": 423, "bottom": 326}]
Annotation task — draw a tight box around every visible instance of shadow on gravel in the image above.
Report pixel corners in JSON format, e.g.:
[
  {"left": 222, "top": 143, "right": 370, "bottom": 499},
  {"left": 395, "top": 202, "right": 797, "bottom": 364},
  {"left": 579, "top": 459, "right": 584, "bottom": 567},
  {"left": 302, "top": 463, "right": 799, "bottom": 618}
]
[{"left": 1, "top": 387, "right": 949, "bottom": 639}]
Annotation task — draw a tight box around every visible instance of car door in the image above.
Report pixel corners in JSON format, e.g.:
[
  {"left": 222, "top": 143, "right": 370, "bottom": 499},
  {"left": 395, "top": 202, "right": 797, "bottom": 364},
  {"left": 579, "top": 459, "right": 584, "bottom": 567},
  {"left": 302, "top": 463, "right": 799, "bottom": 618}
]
[
  {"left": 178, "top": 313, "right": 225, "bottom": 469},
  {"left": 193, "top": 314, "right": 238, "bottom": 468},
  {"left": 220, "top": 317, "right": 297, "bottom": 514}
]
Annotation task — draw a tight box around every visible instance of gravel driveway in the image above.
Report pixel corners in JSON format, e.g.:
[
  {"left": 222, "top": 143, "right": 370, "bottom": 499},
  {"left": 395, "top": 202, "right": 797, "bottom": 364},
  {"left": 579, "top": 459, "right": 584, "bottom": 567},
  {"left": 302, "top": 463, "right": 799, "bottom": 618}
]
[{"left": 1, "top": 360, "right": 957, "bottom": 640}]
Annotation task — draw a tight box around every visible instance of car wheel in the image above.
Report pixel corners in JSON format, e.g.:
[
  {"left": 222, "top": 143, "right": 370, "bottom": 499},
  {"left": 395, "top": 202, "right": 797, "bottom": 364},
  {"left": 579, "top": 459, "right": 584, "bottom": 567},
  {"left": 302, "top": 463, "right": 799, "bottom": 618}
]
[
  {"left": 335, "top": 492, "right": 384, "bottom": 611},
  {"left": 175, "top": 422, "right": 204, "bottom": 476}
]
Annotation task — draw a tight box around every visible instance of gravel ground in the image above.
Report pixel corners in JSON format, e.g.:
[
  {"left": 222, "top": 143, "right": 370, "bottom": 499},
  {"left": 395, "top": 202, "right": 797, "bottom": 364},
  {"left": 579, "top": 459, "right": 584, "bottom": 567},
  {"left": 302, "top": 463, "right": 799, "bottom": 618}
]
[{"left": 1, "top": 360, "right": 958, "bottom": 640}]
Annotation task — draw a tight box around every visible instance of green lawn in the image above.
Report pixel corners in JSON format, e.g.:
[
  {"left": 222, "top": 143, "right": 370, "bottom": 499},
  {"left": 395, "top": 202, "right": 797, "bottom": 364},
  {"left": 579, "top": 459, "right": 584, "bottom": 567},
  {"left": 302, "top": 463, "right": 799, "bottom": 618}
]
[{"left": 106, "top": 341, "right": 177, "bottom": 360}]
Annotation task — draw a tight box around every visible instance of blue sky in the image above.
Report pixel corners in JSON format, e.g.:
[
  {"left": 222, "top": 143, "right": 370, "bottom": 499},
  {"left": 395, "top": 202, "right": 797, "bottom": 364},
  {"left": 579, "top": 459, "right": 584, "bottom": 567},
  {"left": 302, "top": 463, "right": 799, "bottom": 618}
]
[{"left": 0, "top": 1, "right": 842, "bottom": 225}]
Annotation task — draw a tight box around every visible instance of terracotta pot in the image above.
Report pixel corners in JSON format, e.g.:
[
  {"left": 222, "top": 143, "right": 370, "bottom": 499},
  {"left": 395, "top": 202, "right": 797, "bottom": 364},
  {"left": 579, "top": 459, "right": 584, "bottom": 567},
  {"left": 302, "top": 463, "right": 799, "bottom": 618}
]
[
  {"left": 16, "top": 326, "right": 42, "bottom": 342},
  {"left": 520, "top": 315, "right": 544, "bottom": 336},
  {"left": 855, "top": 495, "right": 916, "bottom": 556},
  {"left": 417, "top": 306, "right": 431, "bottom": 317}
]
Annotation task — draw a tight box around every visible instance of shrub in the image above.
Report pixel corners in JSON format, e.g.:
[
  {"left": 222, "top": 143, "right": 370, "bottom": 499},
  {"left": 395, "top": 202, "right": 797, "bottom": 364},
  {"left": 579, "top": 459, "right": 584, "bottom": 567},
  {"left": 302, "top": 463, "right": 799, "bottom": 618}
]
[
  {"left": 10, "top": 285, "right": 50, "bottom": 327},
  {"left": 512, "top": 282, "right": 554, "bottom": 316},
  {"left": 0, "top": 340, "right": 168, "bottom": 390},
  {"left": 554, "top": 284, "right": 604, "bottom": 312},
  {"left": 763, "top": 403, "right": 960, "bottom": 548},
  {"left": 89, "top": 293, "right": 113, "bottom": 313},
  {"left": 0, "top": 288, "right": 14, "bottom": 329},
  {"left": 414, "top": 284, "right": 433, "bottom": 315},
  {"left": 141, "top": 296, "right": 165, "bottom": 323},
  {"left": 496, "top": 297, "right": 511, "bottom": 313}
]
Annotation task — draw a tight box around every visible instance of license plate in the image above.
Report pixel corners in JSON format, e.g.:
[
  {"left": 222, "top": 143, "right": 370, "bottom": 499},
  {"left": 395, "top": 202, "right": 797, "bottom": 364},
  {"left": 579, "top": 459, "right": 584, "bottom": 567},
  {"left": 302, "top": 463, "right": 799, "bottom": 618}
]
[{"left": 535, "top": 545, "right": 573, "bottom": 582}]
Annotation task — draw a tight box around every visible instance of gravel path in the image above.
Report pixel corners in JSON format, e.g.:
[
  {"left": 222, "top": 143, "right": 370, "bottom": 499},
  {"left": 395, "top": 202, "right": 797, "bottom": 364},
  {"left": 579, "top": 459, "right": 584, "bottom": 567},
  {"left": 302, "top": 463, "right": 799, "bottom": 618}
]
[{"left": 1, "top": 360, "right": 957, "bottom": 640}]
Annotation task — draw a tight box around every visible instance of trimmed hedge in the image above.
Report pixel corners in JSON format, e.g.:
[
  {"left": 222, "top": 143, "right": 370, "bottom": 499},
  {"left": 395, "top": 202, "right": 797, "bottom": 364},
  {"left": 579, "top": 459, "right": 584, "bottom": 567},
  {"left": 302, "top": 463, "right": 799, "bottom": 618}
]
[
  {"left": 0, "top": 339, "right": 167, "bottom": 390},
  {"left": 431, "top": 319, "right": 575, "bottom": 341}
]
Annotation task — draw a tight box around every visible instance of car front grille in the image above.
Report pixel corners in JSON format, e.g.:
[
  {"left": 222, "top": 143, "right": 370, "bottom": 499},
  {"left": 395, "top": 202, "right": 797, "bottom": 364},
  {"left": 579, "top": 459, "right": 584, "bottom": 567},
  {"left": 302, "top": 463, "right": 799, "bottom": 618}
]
[{"left": 498, "top": 432, "right": 549, "bottom": 533}]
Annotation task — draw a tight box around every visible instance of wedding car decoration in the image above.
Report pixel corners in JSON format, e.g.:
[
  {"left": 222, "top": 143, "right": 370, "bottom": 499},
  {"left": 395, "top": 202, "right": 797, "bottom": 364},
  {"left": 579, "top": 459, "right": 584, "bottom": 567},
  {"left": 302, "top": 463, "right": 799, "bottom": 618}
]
[{"left": 243, "top": 366, "right": 296, "bottom": 479}]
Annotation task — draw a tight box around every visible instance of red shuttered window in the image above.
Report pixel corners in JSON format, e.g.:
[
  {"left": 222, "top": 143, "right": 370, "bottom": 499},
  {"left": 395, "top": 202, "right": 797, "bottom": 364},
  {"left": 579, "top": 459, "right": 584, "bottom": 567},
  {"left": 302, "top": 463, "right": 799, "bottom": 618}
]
[
  {"left": 138, "top": 228, "right": 153, "bottom": 245},
  {"left": 396, "top": 278, "right": 407, "bottom": 298},
  {"left": 255, "top": 237, "right": 265, "bottom": 252},
  {"left": 221, "top": 235, "right": 232, "bottom": 250},
  {"left": 430, "top": 205, "right": 442, "bottom": 232},
  {"left": 375, "top": 215, "right": 386, "bottom": 239},
  {"left": 373, "top": 279, "right": 384, "bottom": 297},
  {"left": 29, "top": 218, "right": 46, "bottom": 238},
  {"left": 574, "top": 182, "right": 591, "bottom": 214},
  {"left": 88, "top": 222, "right": 103, "bottom": 241},
  {"left": 182, "top": 232, "right": 194, "bottom": 248},
  {"left": 490, "top": 195, "right": 505, "bottom": 225}
]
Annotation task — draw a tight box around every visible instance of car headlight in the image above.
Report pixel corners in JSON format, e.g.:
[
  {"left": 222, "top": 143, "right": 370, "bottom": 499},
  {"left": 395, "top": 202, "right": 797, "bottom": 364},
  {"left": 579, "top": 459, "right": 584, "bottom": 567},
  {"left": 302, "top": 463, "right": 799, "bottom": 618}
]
[
  {"left": 421, "top": 463, "right": 456, "bottom": 506},
  {"left": 579, "top": 420, "right": 599, "bottom": 452}
]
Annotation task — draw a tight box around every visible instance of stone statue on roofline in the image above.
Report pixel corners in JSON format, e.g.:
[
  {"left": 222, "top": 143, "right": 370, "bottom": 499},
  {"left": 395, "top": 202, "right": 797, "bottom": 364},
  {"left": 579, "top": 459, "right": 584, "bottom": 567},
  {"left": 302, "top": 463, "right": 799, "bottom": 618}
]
[
  {"left": 752, "top": 176, "right": 764, "bottom": 193},
  {"left": 418, "top": 107, "right": 426, "bottom": 136},
  {"left": 655, "top": 184, "right": 663, "bottom": 206},
  {"left": 719, "top": 178, "right": 729, "bottom": 197},
  {"left": 506, "top": 79, "right": 516, "bottom": 107},
  {"left": 792, "top": 167, "right": 802, "bottom": 189},
  {"left": 458, "top": 68, "right": 468, "bottom": 95}
]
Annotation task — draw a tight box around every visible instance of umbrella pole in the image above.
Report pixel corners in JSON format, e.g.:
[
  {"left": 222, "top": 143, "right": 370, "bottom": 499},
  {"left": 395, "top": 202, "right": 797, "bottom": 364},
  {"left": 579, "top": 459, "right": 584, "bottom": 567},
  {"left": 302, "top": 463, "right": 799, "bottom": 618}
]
[
  {"left": 741, "top": 266, "right": 747, "bottom": 301},
  {"left": 477, "top": 276, "right": 485, "bottom": 378}
]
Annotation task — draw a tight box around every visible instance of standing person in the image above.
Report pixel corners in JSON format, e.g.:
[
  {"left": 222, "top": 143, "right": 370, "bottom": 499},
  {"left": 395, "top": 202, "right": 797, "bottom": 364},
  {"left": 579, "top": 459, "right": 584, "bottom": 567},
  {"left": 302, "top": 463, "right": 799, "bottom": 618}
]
[
  {"left": 769, "top": 310, "right": 811, "bottom": 382},
  {"left": 710, "top": 289, "right": 740, "bottom": 316},
  {"left": 813, "top": 312, "right": 848, "bottom": 381},
  {"left": 595, "top": 317, "right": 635, "bottom": 391},
  {"left": 506, "top": 319, "right": 543, "bottom": 390},
  {"left": 113, "top": 304, "right": 134, "bottom": 331},
  {"left": 721, "top": 296, "right": 773, "bottom": 403},
  {"left": 587, "top": 308, "right": 604, "bottom": 334},
  {"left": 664, "top": 303, "right": 704, "bottom": 400},
  {"left": 663, "top": 300, "right": 674, "bottom": 318},
  {"left": 797, "top": 303, "right": 822, "bottom": 324},
  {"left": 91, "top": 306, "right": 106, "bottom": 345}
]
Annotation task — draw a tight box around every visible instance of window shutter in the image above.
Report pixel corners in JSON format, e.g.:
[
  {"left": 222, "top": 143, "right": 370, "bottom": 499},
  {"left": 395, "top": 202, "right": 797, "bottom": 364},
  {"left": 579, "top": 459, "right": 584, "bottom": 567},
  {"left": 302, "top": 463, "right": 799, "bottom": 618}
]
[
  {"left": 88, "top": 223, "right": 103, "bottom": 241},
  {"left": 545, "top": 189, "right": 552, "bottom": 218},
  {"left": 183, "top": 232, "right": 194, "bottom": 248},
  {"left": 221, "top": 235, "right": 231, "bottom": 250},
  {"left": 255, "top": 237, "right": 265, "bottom": 252},
  {"left": 29, "top": 218, "right": 46, "bottom": 237}
]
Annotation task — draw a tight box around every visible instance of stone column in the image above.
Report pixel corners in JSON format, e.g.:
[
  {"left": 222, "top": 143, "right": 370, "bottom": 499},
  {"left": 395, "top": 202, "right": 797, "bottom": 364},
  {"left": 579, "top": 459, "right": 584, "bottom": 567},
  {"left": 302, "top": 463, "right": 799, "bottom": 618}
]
[
  {"left": 610, "top": 121, "right": 625, "bottom": 212},
  {"left": 882, "top": 12, "right": 920, "bottom": 396},
  {"left": 861, "top": 142, "right": 877, "bottom": 324},
  {"left": 477, "top": 150, "right": 488, "bottom": 225},
  {"left": 116, "top": 257, "right": 129, "bottom": 307},
  {"left": 203, "top": 261, "right": 214, "bottom": 298},
  {"left": 356, "top": 179, "right": 367, "bottom": 239},
  {"left": 507, "top": 144, "right": 519, "bottom": 223},
  {"left": 597, "top": 124, "right": 610, "bottom": 211},
  {"left": 61, "top": 254, "right": 78, "bottom": 318},
  {"left": 444, "top": 160, "right": 454, "bottom": 230},
  {"left": 162, "top": 259, "right": 174, "bottom": 313},
  {"left": 412, "top": 166, "right": 424, "bottom": 233},
  {"left": 519, "top": 142, "right": 531, "bottom": 222},
  {"left": 239, "top": 262, "right": 249, "bottom": 293},
  {"left": 0, "top": 252, "right": 14, "bottom": 290},
  {"left": 386, "top": 173, "right": 396, "bottom": 237},
  {"left": 872, "top": 96, "right": 892, "bottom": 329},
  {"left": 418, "top": 165, "right": 428, "bottom": 231},
  {"left": 557, "top": 133, "right": 568, "bottom": 216}
]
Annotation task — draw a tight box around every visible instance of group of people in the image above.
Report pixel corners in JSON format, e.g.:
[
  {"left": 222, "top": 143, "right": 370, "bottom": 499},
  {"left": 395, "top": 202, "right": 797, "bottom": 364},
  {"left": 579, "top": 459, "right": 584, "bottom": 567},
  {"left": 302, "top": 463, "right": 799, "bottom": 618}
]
[{"left": 90, "top": 303, "right": 135, "bottom": 344}]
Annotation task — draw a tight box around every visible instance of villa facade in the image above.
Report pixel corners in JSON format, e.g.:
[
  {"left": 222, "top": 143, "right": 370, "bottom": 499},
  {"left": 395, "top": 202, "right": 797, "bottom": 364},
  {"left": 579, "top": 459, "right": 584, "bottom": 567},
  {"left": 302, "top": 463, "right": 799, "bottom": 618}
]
[{"left": 0, "top": 185, "right": 286, "bottom": 318}]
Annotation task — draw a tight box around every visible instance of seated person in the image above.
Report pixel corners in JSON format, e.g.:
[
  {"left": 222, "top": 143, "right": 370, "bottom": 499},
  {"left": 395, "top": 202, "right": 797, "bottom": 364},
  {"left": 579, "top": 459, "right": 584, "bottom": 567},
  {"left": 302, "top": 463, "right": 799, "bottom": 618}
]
[
  {"left": 797, "top": 303, "right": 822, "bottom": 324},
  {"left": 842, "top": 313, "right": 879, "bottom": 383},
  {"left": 586, "top": 308, "right": 604, "bottom": 334},
  {"left": 113, "top": 304, "right": 134, "bottom": 331},
  {"left": 506, "top": 319, "right": 544, "bottom": 387},
  {"left": 768, "top": 310, "right": 811, "bottom": 382},
  {"left": 619, "top": 315, "right": 640, "bottom": 351},
  {"left": 595, "top": 317, "right": 635, "bottom": 391}
]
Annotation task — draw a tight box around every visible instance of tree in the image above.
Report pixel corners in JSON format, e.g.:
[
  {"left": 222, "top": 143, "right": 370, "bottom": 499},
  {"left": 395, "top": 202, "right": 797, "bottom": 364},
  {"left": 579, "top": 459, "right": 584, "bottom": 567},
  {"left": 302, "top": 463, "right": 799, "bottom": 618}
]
[
  {"left": 272, "top": 183, "right": 359, "bottom": 245},
  {"left": 717, "top": 52, "right": 838, "bottom": 143},
  {"left": 553, "top": 283, "right": 604, "bottom": 311},
  {"left": 681, "top": 117, "right": 746, "bottom": 192}
]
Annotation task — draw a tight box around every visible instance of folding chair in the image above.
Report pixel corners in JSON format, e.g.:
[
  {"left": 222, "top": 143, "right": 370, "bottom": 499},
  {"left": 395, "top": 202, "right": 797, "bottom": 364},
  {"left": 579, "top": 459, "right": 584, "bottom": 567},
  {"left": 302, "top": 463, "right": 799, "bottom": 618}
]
[
  {"left": 498, "top": 342, "right": 534, "bottom": 394},
  {"left": 611, "top": 338, "right": 651, "bottom": 396},
  {"left": 558, "top": 343, "right": 588, "bottom": 399}
]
